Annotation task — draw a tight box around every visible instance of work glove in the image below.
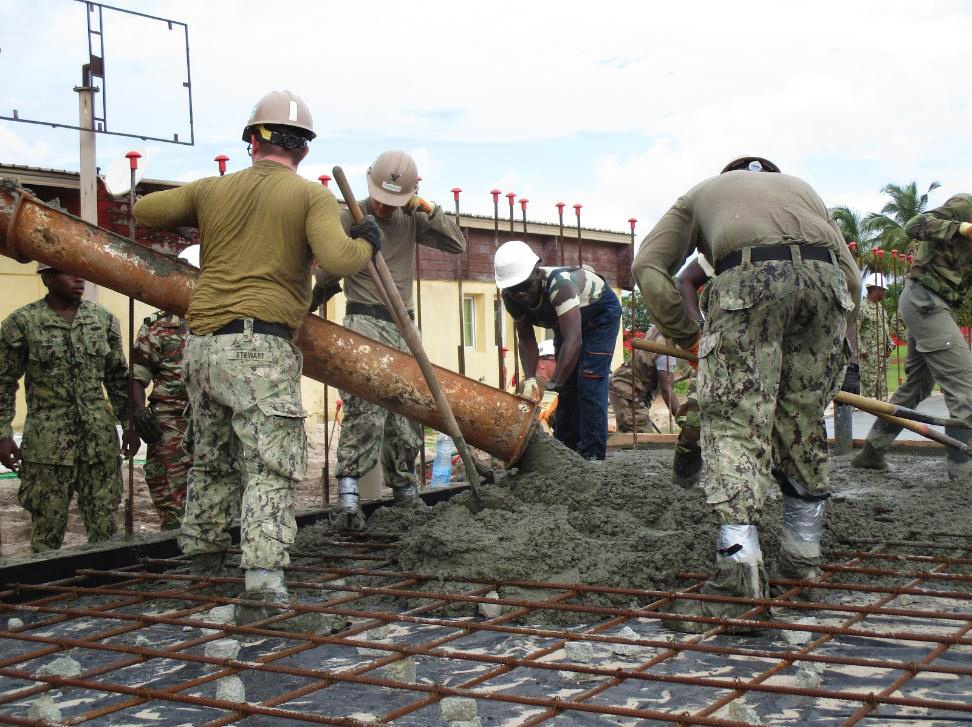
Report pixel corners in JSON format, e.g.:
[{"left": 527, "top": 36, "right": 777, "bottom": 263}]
[
  {"left": 959, "top": 222, "right": 972, "bottom": 241},
  {"left": 309, "top": 282, "right": 342, "bottom": 312},
  {"left": 133, "top": 407, "right": 163, "bottom": 444},
  {"left": 350, "top": 215, "right": 383, "bottom": 257},
  {"left": 539, "top": 392, "right": 559, "bottom": 424},
  {"left": 840, "top": 363, "right": 860, "bottom": 395},
  {"left": 0, "top": 436, "right": 21, "bottom": 472},
  {"left": 685, "top": 337, "right": 701, "bottom": 371},
  {"left": 517, "top": 377, "right": 542, "bottom": 402},
  {"left": 122, "top": 429, "right": 141, "bottom": 459},
  {"left": 405, "top": 196, "right": 435, "bottom": 216}
]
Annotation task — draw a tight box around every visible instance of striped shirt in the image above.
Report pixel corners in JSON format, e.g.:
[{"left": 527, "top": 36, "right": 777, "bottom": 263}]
[{"left": 503, "top": 266, "right": 607, "bottom": 329}]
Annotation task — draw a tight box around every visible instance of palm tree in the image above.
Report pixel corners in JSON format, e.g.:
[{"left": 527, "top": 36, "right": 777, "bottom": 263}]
[
  {"left": 866, "top": 181, "right": 940, "bottom": 254},
  {"left": 830, "top": 205, "right": 881, "bottom": 275}
]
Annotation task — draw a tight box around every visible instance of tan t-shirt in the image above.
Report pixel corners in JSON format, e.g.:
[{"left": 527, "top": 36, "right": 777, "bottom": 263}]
[
  {"left": 632, "top": 171, "right": 860, "bottom": 347},
  {"left": 134, "top": 160, "right": 372, "bottom": 334}
]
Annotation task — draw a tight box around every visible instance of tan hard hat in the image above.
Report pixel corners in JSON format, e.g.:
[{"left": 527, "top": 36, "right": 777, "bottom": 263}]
[
  {"left": 720, "top": 156, "right": 781, "bottom": 174},
  {"left": 366, "top": 150, "right": 419, "bottom": 206},
  {"left": 241, "top": 90, "right": 315, "bottom": 142}
]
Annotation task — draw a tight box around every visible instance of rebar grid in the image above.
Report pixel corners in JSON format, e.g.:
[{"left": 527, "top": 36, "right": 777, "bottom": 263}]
[{"left": 0, "top": 534, "right": 968, "bottom": 725}]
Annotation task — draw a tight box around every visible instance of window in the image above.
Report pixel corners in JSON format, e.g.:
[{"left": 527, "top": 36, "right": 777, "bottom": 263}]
[{"left": 463, "top": 296, "right": 476, "bottom": 348}]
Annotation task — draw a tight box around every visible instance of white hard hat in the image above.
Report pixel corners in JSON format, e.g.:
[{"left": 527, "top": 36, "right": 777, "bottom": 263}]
[
  {"left": 36, "top": 262, "right": 52, "bottom": 273},
  {"left": 538, "top": 339, "right": 555, "bottom": 358},
  {"left": 865, "top": 272, "right": 886, "bottom": 289},
  {"left": 494, "top": 240, "right": 540, "bottom": 289}
]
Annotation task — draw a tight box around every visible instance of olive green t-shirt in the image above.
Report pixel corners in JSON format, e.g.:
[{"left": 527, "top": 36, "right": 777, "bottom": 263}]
[{"left": 134, "top": 160, "right": 372, "bottom": 334}]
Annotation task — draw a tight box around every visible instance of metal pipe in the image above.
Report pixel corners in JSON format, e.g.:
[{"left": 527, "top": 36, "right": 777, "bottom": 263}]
[
  {"left": 452, "top": 187, "right": 466, "bottom": 375},
  {"left": 413, "top": 176, "right": 427, "bottom": 486},
  {"left": 318, "top": 174, "right": 331, "bottom": 505},
  {"left": 556, "top": 202, "right": 565, "bottom": 266},
  {"left": 124, "top": 150, "right": 141, "bottom": 539},
  {"left": 573, "top": 203, "right": 583, "bottom": 266},
  {"left": 0, "top": 180, "right": 539, "bottom": 464},
  {"left": 491, "top": 189, "right": 505, "bottom": 390}
]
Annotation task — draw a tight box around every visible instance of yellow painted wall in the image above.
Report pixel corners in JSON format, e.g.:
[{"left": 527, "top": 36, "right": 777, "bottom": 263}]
[{"left": 1, "top": 262, "right": 624, "bottom": 430}]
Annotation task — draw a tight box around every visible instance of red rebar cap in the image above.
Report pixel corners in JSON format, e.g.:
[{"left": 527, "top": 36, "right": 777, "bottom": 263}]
[
  {"left": 876, "top": 249, "right": 885, "bottom": 257},
  {"left": 125, "top": 151, "right": 142, "bottom": 170},
  {"left": 520, "top": 198, "right": 529, "bottom": 209},
  {"left": 628, "top": 217, "right": 637, "bottom": 231},
  {"left": 555, "top": 202, "right": 565, "bottom": 211},
  {"left": 451, "top": 187, "right": 462, "bottom": 200},
  {"left": 506, "top": 192, "right": 516, "bottom": 202},
  {"left": 491, "top": 189, "right": 502, "bottom": 201},
  {"left": 573, "top": 203, "right": 582, "bottom": 213},
  {"left": 318, "top": 174, "right": 331, "bottom": 187},
  {"left": 214, "top": 154, "right": 229, "bottom": 173},
  {"left": 848, "top": 241, "right": 857, "bottom": 251}
]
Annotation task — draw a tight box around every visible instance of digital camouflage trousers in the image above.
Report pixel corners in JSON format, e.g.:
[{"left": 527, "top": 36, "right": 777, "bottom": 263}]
[
  {"left": 179, "top": 325, "right": 307, "bottom": 570},
  {"left": 698, "top": 254, "right": 850, "bottom": 525}
]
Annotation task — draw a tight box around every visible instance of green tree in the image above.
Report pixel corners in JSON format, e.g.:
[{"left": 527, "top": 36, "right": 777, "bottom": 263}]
[
  {"left": 620, "top": 289, "right": 652, "bottom": 333},
  {"left": 830, "top": 205, "right": 879, "bottom": 272},
  {"left": 865, "top": 181, "right": 940, "bottom": 256}
]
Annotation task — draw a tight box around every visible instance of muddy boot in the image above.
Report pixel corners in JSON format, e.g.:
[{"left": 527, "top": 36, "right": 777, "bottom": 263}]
[
  {"left": 672, "top": 443, "right": 703, "bottom": 488},
  {"left": 945, "top": 427, "right": 972, "bottom": 482},
  {"left": 663, "top": 525, "right": 768, "bottom": 634},
  {"left": 236, "top": 569, "right": 346, "bottom": 634},
  {"left": 774, "top": 498, "right": 827, "bottom": 607},
  {"left": 851, "top": 441, "right": 887, "bottom": 470},
  {"left": 391, "top": 483, "right": 428, "bottom": 510},
  {"left": 331, "top": 477, "right": 366, "bottom": 532}
]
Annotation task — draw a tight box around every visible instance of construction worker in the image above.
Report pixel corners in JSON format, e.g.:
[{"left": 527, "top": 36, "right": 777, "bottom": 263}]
[
  {"left": 134, "top": 90, "right": 377, "bottom": 625},
  {"left": 633, "top": 156, "right": 860, "bottom": 631},
  {"left": 495, "top": 240, "right": 622, "bottom": 461},
  {"left": 130, "top": 308, "right": 190, "bottom": 531},
  {"left": 313, "top": 150, "right": 465, "bottom": 531},
  {"left": 609, "top": 326, "right": 680, "bottom": 432},
  {"left": 857, "top": 273, "right": 893, "bottom": 401},
  {"left": 853, "top": 193, "right": 972, "bottom": 480},
  {"left": 0, "top": 264, "right": 138, "bottom": 552}
]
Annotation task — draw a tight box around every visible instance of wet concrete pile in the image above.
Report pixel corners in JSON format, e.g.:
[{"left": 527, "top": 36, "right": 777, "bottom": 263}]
[{"left": 294, "top": 433, "right": 971, "bottom": 622}]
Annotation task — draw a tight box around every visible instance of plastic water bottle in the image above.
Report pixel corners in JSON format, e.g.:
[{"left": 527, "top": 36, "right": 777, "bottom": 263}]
[{"left": 430, "top": 433, "right": 453, "bottom": 486}]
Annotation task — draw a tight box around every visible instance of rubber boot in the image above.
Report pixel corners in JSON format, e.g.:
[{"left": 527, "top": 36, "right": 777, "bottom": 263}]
[
  {"left": 945, "top": 427, "right": 972, "bottom": 482},
  {"left": 180, "top": 550, "right": 227, "bottom": 575},
  {"left": 663, "top": 525, "right": 768, "bottom": 634},
  {"left": 391, "top": 483, "right": 428, "bottom": 510},
  {"left": 331, "top": 477, "right": 366, "bottom": 532},
  {"left": 672, "top": 442, "right": 703, "bottom": 488},
  {"left": 851, "top": 418, "right": 902, "bottom": 470},
  {"left": 774, "top": 495, "right": 826, "bottom": 605}
]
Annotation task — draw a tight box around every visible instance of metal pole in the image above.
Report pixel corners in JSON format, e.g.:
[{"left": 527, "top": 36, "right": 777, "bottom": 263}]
[
  {"left": 556, "top": 203, "right": 565, "bottom": 266},
  {"left": 452, "top": 187, "right": 466, "bottom": 375},
  {"left": 573, "top": 204, "right": 583, "bottom": 267},
  {"left": 892, "top": 250, "right": 903, "bottom": 387},
  {"left": 506, "top": 191, "right": 516, "bottom": 391},
  {"left": 628, "top": 217, "right": 638, "bottom": 450},
  {"left": 75, "top": 80, "right": 99, "bottom": 302},
  {"left": 214, "top": 155, "right": 229, "bottom": 176},
  {"left": 317, "top": 174, "right": 331, "bottom": 506},
  {"left": 414, "top": 176, "right": 426, "bottom": 488},
  {"left": 491, "top": 189, "right": 505, "bottom": 390},
  {"left": 124, "top": 150, "right": 141, "bottom": 539},
  {"left": 333, "top": 167, "right": 482, "bottom": 488}
]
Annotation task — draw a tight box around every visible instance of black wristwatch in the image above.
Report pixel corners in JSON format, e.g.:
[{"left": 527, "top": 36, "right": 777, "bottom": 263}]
[{"left": 546, "top": 381, "right": 563, "bottom": 394}]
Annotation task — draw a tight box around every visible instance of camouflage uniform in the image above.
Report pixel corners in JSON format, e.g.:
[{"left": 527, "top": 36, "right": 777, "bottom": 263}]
[
  {"left": 178, "top": 322, "right": 307, "bottom": 570},
  {"left": 0, "top": 299, "right": 128, "bottom": 552},
  {"left": 132, "top": 311, "right": 190, "bottom": 530},
  {"left": 335, "top": 314, "right": 423, "bottom": 487},
  {"left": 856, "top": 194, "right": 972, "bottom": 478},
  {"left": 609, "top": 331, "right": 661, "bottom": 432},
  {"left": 698, "top": 259, "right": 852, "bottom": 524},
  {"left": 856, "top": 299, "right": 892, "bottom": 401}
]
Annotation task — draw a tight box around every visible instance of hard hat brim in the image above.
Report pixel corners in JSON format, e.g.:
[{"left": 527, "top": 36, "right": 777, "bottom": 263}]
[{"left": 367, "top": 177, "right": 413, "bottom": 207}]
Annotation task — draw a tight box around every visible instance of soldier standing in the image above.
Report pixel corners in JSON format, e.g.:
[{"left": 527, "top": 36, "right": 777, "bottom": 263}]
[
  {"left": 633, "top": 157, "right": 859, "bottom": 631},
  {"left": 609, "top": 326, "right": 680, "bottom": 432},
  {"left": 853, "top": 193, "right": 972, "bottom": 479},
  {"left": 131, "top": 309, "right": 190, "bottom": 531},
  {"left": 135, "top": 90, "right": 376, "bottom": 624},
  {"left": 857, "top": 273, "right": 893, "bottom": 401},
  {"left": 0, "top": 264, "right": 138, "bottom": 552},
  {"left": 312, "top": 150, "right": 465, "bottom": 531}
]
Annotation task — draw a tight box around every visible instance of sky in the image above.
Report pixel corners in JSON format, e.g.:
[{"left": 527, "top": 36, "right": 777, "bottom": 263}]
[{"left": 2, "top": 0, "right": 972, "bottom": 242}]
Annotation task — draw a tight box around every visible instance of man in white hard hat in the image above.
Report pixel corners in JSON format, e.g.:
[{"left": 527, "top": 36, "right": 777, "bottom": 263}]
[
  {"left": 494, "top": 240, "right": 622, "bottom": 461},
  {"left": 857, "top": 272, "right": 893, "bottom": 400},
  {"left": 135, "top": 90, "right": 378, "bottom": 626},
  {"left": 313, "top": 150, "right": 465, "bottom": 531}
]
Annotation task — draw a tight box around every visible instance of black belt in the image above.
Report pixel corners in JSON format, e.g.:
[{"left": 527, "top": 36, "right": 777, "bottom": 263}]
[
  {"left": 213, "top": 318, "right": 292, "bottom": 340},
  {"left": 715, "top": 245, "right": 834, "bottom": 275},
  {"left": 345, "top": 301, "right": 414, "bottom": 323}
]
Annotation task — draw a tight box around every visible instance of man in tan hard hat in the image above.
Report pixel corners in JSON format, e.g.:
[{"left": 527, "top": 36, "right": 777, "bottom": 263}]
[
  {"left": 135, "top": 90, "right": 379, "bottom": 626},
  {"left": 312, "top": 150, "right": 465, "bottom": 531}
]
